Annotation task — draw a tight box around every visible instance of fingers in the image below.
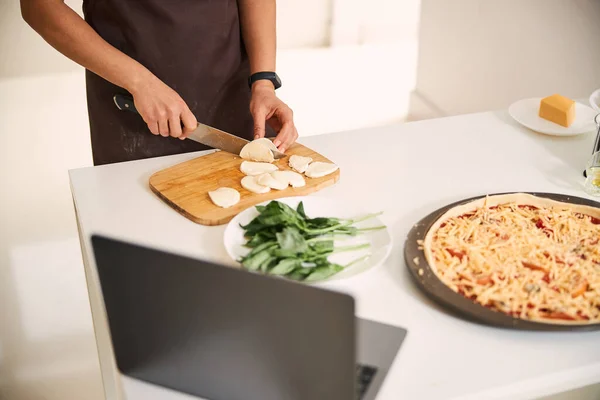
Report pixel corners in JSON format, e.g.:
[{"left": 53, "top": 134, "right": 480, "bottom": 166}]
[
  {"left": 273, "top": 122, "right": 298, "bottom": 153},
  {"left": 136, "top": 91, "right": 196, "bottom": 139},
  {"left": 179, "top": 107, "right": 198, "bottom": 140},
  {"left": 147, "top": 121, "right": 160, "bottom": 136},
  {"left": 169, "top": 116, "right": 182, "bottom": 138},
  {"left": 252, "top": 108, "right": 267, "bottom": 140},
  {"left": 272, "top": 106, "right": 297, "bottom": 152},
  {"left": 158, "top": 118, "right": 169, "bottom": 137}
]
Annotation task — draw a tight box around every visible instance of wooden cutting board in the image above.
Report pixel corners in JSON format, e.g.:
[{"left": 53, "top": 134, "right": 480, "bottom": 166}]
[{"left": 149, "top": 142, "right": 340, "bottom": 226}]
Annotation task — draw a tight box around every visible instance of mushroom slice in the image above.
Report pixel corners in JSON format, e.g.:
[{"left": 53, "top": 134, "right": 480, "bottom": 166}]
[
  {"left": 288, "top": 155, "right": 313, "bottom": 173},
  {"left": 241, "top": 175, "right": 271, "bottom": 194},
  {"left": 208, "top": 187, "right": 240, "bottom": 208},
  {"left": 239, "top": 139, "right": 275, "bottom": 163},
  {"left": 253, "top": 138, "right": 279, "bottom": 152},
  {"left": 257, "top": 173, "right": 288, "bottom": 190},
  {"left": 272, "top": 170, "right": 305, "bottom": 188},
  {"left": 240, "top": 161, "right": 278, "bottom": 176},
  {"left": 304, "top": 162, "right": 339, "bottom": 178}
]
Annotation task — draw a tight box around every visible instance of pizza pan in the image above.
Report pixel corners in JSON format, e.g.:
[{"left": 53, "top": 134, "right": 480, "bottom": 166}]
[{"left": 404, "top": 192, "right": 600, "bottom": 331}]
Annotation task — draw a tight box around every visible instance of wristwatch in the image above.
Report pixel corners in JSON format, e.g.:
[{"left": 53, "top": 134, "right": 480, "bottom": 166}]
[{"left": 248, "top": 71, "right": 282, "bottom": 90}]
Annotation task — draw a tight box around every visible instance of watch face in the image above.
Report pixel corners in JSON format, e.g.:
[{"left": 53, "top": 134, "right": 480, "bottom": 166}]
[{"left": 272, "top": 74, "right": 282, "bottom": 88}]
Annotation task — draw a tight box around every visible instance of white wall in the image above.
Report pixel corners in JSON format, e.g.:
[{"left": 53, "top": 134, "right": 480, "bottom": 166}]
[
  {"left": 411, "top": 0, "right": 600, "bottom": 119},
  {"left": 277, "top": 0, "right": 332, "bottom": 48},
  {"left": 278, "top": 0, "right": 421, "bottom": 135},
  {"left": 0, "top": 0, "right": 83, "bottom": 78},
  {"left": 277, "top": 0, "right": 422, "bottom": 48}
]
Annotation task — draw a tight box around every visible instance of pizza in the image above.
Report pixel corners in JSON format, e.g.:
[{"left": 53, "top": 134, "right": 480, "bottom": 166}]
[{"left": 423, "top": 193, "right": 600, "bottom": 324}]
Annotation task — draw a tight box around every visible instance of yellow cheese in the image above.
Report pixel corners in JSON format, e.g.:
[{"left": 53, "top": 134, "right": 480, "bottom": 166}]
[{"left": 539, "top": 94, "right": 575, "bottom": 127}]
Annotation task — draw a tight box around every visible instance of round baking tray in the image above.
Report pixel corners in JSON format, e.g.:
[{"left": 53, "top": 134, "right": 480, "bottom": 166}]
[{"left": 404, "top": 192, "right": 600, "bottom": 331}]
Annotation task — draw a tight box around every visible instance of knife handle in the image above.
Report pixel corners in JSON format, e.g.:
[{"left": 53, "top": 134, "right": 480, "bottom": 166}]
[
  {"left": 113, "top": 93, "right": 190, "bottom": 131},
  {"left": 113, "top": 94, "right": 139, "bottom": 114}
]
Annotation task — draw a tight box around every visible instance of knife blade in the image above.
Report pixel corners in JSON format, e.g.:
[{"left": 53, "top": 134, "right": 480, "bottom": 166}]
[
  {"left": 113, "top": 94, "right": 285, "bottom": 159},
  {"left": 584, "top": 113, "right": 600, "bottom": 178}
]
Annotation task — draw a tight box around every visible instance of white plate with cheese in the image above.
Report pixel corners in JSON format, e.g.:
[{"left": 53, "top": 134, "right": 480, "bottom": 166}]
[{"left": 509, "top": 97, "right": 597, "bottom": 136}]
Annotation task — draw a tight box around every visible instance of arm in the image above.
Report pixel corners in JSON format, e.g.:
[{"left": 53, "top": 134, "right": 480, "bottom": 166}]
[
  {"left": 239, "top": 0, "right": 276, "bottom": 75},
  {"left": 21, "top": 0, "right": 196, "bottom": 138},
  {"left": 239, "top": 0, "right": 298, "bottom": 152}
]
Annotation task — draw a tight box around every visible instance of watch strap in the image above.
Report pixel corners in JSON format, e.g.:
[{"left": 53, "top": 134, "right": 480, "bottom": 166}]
[{"left": 248, "top": 72, "right": 281, "bottom": 90}]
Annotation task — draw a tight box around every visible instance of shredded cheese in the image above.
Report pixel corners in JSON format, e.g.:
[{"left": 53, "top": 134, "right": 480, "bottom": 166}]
[{"left": 427, "top": 202, "right": 600, "bottom": 324}]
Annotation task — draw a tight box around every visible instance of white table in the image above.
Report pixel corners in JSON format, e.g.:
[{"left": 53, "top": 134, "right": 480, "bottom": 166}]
[{"left": 69, "top": 110, "right": 600, "bottom": 400}]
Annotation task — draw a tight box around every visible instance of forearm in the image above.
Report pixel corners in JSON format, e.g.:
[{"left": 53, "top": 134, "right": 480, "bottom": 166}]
[
  {"left": 238, "top": 0, "right": 276, "bottom": 75},
  {"left": 21, "top": 0, "right": 154, "bottom": 94}
]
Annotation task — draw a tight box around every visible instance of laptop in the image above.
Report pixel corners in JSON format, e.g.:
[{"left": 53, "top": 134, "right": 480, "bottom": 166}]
[{"left": 92, "top": 235, "right": 407, "bottom": 400}]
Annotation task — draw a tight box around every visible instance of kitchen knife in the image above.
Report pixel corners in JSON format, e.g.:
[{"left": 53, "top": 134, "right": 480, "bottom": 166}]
[{"left": 113, "top": 94, "right": 285, "bottom": 159}]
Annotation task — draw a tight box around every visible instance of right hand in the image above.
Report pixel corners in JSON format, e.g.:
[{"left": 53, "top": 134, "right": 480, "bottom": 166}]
[{"left": 130, "top": 76, "right": 197, "bottom": 139}]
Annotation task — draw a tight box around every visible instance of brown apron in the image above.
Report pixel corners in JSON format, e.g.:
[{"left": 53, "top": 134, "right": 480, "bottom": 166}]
[{"left": 82, "top": 0, "right": 264, "bottom": 165}]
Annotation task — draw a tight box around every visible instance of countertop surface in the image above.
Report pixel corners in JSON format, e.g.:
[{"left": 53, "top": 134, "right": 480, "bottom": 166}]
[{"left": 69, "top": 110, "right": 600, "bottom": 400}]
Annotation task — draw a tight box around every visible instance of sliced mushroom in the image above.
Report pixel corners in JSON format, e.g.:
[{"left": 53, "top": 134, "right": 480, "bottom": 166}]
[
  {"left": 239, "top": 139, "right": 275, "bottom": 163},
  {"left": 240, "top": 161, "right": 278, "bottom": 176},
  {"left": 257, "top": 172, "right": 288, "bottom": 190},
  {"left": 304, "top": 161, "right": 339, "bottom": 178},
  {"left": 254, "top": 138, "right": 279, "bottom": 152},
  {"left": 288, "top": 155, "right": 313, "bottom": 173},
  {"left": 272, "top": 170, "right": 305, "bottom": 188},
  {"left": 241, "top": 175, "right": 271, "bottom": 194},
  {"left": 208, "top": 187, "right": 240, "bottom": 208}
]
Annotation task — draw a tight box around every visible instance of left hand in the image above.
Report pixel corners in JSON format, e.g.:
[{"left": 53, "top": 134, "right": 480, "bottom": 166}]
[{"left": 250, "top": 81, "right": 298, "bottom": 153}]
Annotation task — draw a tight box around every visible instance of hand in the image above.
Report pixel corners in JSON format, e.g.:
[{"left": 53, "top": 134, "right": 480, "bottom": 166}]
[
  {"left": 130, "top": 75, "right": 197, "bottom": 139},
  {"left": 250, "top": 81, "right": 298, "bottom": 152}
]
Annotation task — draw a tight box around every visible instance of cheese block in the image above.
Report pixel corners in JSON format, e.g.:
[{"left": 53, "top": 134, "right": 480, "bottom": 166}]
[{"left": 539, "top": 94, "right": 575, "bottom": 127}]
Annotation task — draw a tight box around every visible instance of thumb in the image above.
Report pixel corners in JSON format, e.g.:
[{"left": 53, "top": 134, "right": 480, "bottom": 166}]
[{"left": 252, "top": 108, "right": 266, "bottom": 139}]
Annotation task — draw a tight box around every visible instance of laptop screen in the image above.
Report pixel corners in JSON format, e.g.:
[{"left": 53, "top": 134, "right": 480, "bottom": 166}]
[{"left": 92, "top": 235, "right": 357, "bottom": 400}]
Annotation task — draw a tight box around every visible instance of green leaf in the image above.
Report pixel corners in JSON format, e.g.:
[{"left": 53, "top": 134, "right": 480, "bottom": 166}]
[
  {"left": 256, "top": 201, "right": 300, "bottom": 227},
  {"left": 310, "top": 240, "right": 334, "bottom": 255},
  {"left": 270, "top": 259, "right": 301, "bottom": 275},
  {"left": 297, "top": 202, "right": 307, "bottom": 219},
  {"left": 244, "top": 241, "right": 277, "bottom": 257},
  {"left": 276, "top": 227, "right": 307, "bottom": 253},
  {"left": 255, "top": 205, "right": 267, "bottom": 213},
  {"left": 241, "top": 249, "right": 272, "bottom": 271},
  {"left": 306, "top": 217, "right": 339, "bottom": 229},
  {"left": 272, "top": 248, "right": 299, "bottom": 258},
  {"left": 304, "top": 263, "right": 344, "bottom": 282},
  {"left": 260, "top": 256, "right": 278, "bottom": 272},
  {"left": 245, "top": 232, "right": 276, "bottom": 248},
  {"left": 288, "top": 271, "right": 307, "bottom": 281},
  {"left": 240, "top": 219, "right": 267, "bottom": 235}
]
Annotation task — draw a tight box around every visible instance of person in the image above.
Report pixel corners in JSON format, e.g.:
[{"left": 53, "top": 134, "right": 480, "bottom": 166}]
[{"left": 21, "top": 0, "right": 298, "bottom": 165}]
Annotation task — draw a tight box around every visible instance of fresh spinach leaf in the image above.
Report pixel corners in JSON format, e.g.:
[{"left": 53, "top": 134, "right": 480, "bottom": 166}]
[
  {"left": 276, "top": 227, "right": 307, "bottom": 253},
  {"left": 297, "top": 201, "right": 307, "bottom": 219},
  {"left": 309, "top": 240, "right": 334, "bottom": 254},
  {"left": 270, "top": 259, "right": 301, "bottom": 275},
  {"left": 304, "top": 263, "right": 344, "bottom": 282},
  {"left": 241, "top": 249, "right": 272, "bottom": 271}
]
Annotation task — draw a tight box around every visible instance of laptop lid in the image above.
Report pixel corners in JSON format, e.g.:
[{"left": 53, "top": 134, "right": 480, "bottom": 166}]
[{"left": 92, "top": 235, "right": 356, "bottom": 400}]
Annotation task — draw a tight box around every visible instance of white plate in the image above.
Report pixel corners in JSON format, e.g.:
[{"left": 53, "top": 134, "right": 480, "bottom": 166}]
[
  {"left": 508, "top": 97, "right": 596, "bottom": 136},
  {"left": 223, "top": 197, "right": 392, "bottom": 283}
]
